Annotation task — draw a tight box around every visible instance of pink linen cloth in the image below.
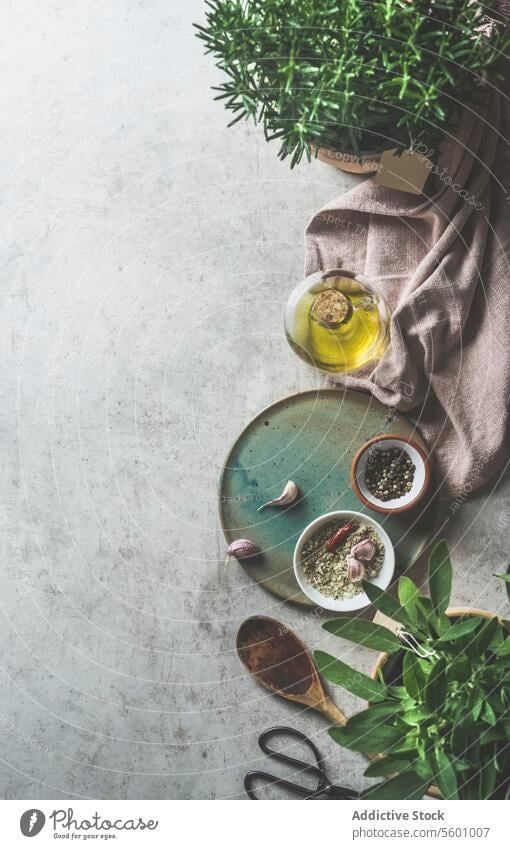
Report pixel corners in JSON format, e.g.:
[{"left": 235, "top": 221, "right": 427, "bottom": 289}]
[{"left": 305, "top": 85, "right": 510, "bottom": 496}]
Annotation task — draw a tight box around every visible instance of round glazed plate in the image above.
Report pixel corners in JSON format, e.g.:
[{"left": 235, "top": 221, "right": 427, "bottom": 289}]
[{"left": 219, "top": 389, "right": 436, "bottom": 607}]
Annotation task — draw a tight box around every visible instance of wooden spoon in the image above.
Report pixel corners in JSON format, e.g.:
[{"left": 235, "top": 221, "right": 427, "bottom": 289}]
[{"left": 236, "top": 615, "right": 346, "bottom": 726}]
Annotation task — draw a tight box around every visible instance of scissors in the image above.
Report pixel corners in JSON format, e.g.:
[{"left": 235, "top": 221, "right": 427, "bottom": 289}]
[{"left": 244, "top": 726, "right": 359, "bottom": 800}]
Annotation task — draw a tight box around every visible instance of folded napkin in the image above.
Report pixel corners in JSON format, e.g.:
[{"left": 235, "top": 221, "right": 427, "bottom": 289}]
[{"left": 305, "top": 85, "right": 510, "bottom": 497}]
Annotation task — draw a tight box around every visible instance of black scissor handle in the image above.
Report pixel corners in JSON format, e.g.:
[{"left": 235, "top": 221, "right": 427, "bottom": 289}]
[
  {"left": 244, "top": 725, "right": 358, "bottom": 800},
  {"left": 258, "top": 725, "right": 326, "bottom": 775},
  {"left": 244, "top": 769, "right": 323, "bottom": 800}
]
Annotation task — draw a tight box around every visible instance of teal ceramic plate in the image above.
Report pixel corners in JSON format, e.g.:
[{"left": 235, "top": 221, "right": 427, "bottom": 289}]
[{"left": 219, "top": 389, "right": 436, "bottom": 607}]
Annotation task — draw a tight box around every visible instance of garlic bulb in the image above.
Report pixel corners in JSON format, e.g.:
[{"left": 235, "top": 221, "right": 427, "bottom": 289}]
[
  {"left": 225, "top": 539, "right": 258, "bottom": 566},
  {"left": 350, "top": 538, "right": 377, "bottom": 562},
  {"left": 346, "top": 555, "right": 366, "bottom": 583},
  {"left": 258, "top": 480, "right": 299, "bottom": 511}
]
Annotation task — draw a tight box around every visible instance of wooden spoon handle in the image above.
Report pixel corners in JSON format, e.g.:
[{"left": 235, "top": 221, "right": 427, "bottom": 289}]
[{"left": 316, "top": 697, "right": 347, "bottom": 726}]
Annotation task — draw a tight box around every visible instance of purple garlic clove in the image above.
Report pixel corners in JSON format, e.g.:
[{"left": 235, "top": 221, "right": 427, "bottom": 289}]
[
  {"left": 225, "top": 539, "right": 258, "bottom": 565},
  {"left": 350, "top": 538, "right": 377, "bottom": 562},
  {"left": 258, "top": 480, "right": 298, "bottom": 511},
  {"left": 346, "top": 555, "right": 366, "bottom": 583}
]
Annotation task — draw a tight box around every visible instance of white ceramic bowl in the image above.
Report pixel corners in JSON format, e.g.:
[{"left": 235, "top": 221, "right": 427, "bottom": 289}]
[
  {"left": 351, "top": 435, "right": 430, "bottom": 514},
  {"left": 293, "top": 510, "right": 395, "bottom": 612}
]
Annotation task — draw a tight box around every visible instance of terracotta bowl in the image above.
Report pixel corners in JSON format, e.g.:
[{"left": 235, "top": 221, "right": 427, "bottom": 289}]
[{"left": 351, "top": 434, "right": 431, "bottom": 515}]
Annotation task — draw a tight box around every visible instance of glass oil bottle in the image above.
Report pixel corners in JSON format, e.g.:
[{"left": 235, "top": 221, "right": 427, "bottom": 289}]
[{"left": 284, "top": 269, "right": 390, "bottom": 373}]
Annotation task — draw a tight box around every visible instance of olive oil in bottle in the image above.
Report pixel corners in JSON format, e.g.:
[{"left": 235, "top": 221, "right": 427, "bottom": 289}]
[{"left": 284, "top": 271, "right": 390, "bottom": 373}]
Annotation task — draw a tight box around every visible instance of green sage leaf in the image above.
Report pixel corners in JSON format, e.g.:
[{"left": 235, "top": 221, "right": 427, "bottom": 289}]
[
  {"left": 428, "top": 540, "right": 452, "bottom": 617},
  {"left": 495, "top": 564, "right": 510, "bottom": 604},
  {"left": 479, "top": 727, "right": 504, "bottom": 746},
  {"left": 329, "top": 722, "right": 404, "bottom": 754},
  {"left": 322, "top": 617, "right": 401, "bottom": 653},
  {"left": 462, "top": 774, "right": 482, "bottom": 800},
  {"left": 475, "top": 617, "right": 500, "bottom": 657},
  {"left": 362, "top": 581, "right": 409, "bottom": 626},
  {"left": 478, "top": 756, "right": 497, "bottom": 799},
  {"left": 360, "top": 771, "right": 427, "bottom": 800},
  {"left": 451, "top": 712, "right": 479, "bottom": 763},
  {"left": 447, "top": 655, "right": 471, "bottom": 681},
  {"left": 481, "top": 701, "right": 496, "bottom": 725},
  {"left": 403, "top": 651, "right": 426, "bottom": 702},
  {"left": 437, "top": 616, "right": 483, "bottom": 642},
  {"left": 431, "top": 749, "right": 459, "bottom": 800},
  {"left": 364, "top": 756, "right": 415, "bottom": 778},
  {"left": 343, "top": 704, "right": 401, "bottom": 729},
  {"left": 496, "top": 637, "right": 510, "bottom": 657},
  {"left": 314, "top": 650, "right": 386, "bottom": 701},
  {"left": 398, "top": 577, "right": 422, "bottom": 623},
  {"left": 401, "top": 706, "right": 431, "bottom": 726},
  {"left": 471, "top": 697, "right": 484, "bottom": 721},
  {"left": 425, "top": 657, "right": 447, "bottom": 711}
]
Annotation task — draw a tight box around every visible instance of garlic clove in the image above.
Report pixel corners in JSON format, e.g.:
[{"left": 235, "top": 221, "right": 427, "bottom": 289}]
[
  {"left": 258, "top": 480, "right": 299, "bottom": 511},
  {"left": 225, "top": 539, "right": 259, "bottom": 566},
  {"left": 346, "top": 555, "right": 366, "bottom": 583},
  {"left": 350, "top": 538, "right": 377, "bottom": 562}
]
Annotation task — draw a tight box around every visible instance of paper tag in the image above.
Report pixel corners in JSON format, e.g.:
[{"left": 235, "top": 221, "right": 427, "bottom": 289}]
[
  {"left": 373, "top": 610, "right": 400, "bottom": 634},
  {"left": 373, "top": 148, "right": 431, "bottom": 195}
]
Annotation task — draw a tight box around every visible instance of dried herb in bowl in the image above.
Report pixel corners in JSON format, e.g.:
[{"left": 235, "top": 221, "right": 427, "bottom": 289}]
[{"left": 301, "top": 521, "right": 383, "bottom": 600}]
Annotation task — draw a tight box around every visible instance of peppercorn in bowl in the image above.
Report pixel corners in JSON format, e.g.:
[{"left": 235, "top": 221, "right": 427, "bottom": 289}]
[
  {"left": 293, "top": 510, "right": 395, "bottom": 611},
  {"left": 351, "top": 435, "right": 430, "bottom": 515}
]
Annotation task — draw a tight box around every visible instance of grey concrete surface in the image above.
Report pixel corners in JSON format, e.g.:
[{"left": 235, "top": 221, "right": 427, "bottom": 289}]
[{"left": 0, "top": 1, "right": 508, "bottom": 800}]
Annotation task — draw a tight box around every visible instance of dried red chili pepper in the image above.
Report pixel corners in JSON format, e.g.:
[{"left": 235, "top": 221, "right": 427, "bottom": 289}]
[{"left": 325, "top": 522, "right": 354, "bottom": 553}]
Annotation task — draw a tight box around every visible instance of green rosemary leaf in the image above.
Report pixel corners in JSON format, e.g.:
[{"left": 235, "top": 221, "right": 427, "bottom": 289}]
[{"left": 195, "top": 0, "right": 510, "bottom": 166}]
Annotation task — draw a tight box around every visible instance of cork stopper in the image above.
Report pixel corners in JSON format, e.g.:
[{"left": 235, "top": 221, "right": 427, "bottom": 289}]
[{"left": 312, "top": 289, "right": 352, "bottom": 327}]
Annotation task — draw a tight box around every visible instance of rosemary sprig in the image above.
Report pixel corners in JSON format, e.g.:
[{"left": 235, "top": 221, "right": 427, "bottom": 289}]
[{"left": 195, "top": 0, "right": 510, "bottom": 166}]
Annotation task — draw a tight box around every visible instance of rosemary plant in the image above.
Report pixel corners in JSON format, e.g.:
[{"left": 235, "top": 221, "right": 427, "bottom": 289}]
[
  {"left": 195, "top": 0, "right": 510, "bottom": 166},
  {"left": 315, "top": 542, "right": 510, "bottom": 800}
]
